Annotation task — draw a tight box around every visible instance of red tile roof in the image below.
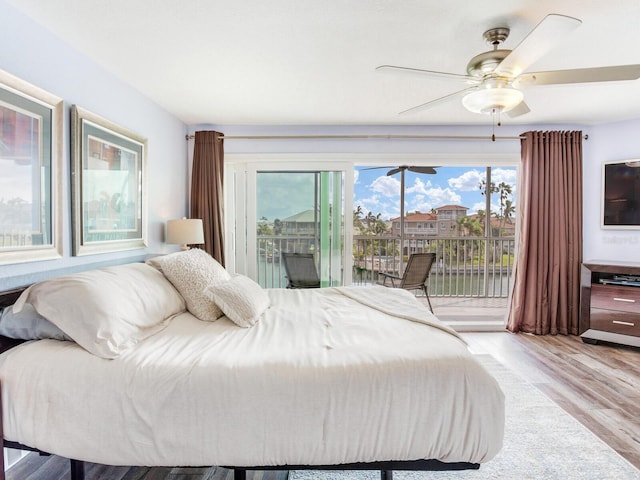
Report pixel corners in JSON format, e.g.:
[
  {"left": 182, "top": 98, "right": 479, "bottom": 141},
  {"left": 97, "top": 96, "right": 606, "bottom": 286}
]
[
  {"left": 436, "top": 205, "right": 468, "bottom": 211},
  {"left": 389, "top": 212, "right": 437, "bottom": 222}
]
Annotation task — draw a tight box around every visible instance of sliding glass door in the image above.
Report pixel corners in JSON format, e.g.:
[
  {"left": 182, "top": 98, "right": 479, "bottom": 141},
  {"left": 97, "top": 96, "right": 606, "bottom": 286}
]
[{"left": 227, "top": 163, "right": 346, "bottom": 288}]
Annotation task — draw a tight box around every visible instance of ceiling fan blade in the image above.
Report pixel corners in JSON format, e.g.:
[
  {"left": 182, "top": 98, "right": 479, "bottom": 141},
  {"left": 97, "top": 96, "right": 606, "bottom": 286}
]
[
  {"left": 376, "top": 65, "right": 478, "bottom": 83},
  {"left": 386, "top": 167, "right": 404, "bottom": 176},
  {"left": 506, "top": 101, "right": 531, "bottom": 118},
  {"left": 361, "top": 166, "right": 394, "bottom": 171},
  {"left": 407, "top": 166, "right": 438, "bottom": 175},
  {"left": 515, "top": 65, "right": 640, "bottom": 86},
  {"left": 494, "top": 14, "right": 582, "bottom": 78},
  {"left": 399, "top": 86, "right": 478, "bottom": 115}
]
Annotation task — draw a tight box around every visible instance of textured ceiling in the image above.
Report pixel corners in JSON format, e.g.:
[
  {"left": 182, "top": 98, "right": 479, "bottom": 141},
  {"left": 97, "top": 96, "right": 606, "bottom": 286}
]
[{"left": 7, "top": 0, "right": 640, "bottom": 126}]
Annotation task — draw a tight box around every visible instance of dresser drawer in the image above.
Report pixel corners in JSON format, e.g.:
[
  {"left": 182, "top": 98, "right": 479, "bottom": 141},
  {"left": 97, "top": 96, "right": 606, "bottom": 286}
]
[
  {"left": 590, "top": 308, "right": 640, "bottom": 337},
  {"left": 591, "top": 284, "right": 640, "bottom": 313}
]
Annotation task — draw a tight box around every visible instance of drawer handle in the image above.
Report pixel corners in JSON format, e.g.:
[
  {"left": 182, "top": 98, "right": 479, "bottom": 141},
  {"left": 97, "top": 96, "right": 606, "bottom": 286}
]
[
  {"left": 612, "top": 320, "right": 635, "bottom": 327},
  {"left": 613, "top": 297, "right": 636, "bottom": 303}
]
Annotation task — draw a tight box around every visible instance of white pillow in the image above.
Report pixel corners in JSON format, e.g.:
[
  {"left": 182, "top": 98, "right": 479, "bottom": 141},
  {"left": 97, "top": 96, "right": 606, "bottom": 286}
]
[
  {"left": 204, "top": 274, "right": 270, "bottom": 328},
  {"left": 13, "top": 263, "right": 186, "bottom": 359},
  {"left": 149, "top": 249, "right": 231, "bottom": 321}
]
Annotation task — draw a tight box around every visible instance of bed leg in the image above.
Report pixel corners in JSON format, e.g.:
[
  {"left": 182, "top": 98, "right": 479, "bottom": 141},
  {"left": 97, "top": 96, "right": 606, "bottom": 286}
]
[
  {"left": 70, "top": 459, "right": 85, "bottom": 480},
  {"left": 381, "top": 470, "right": 393, "bottom": 480},
  {"left": 234, "top": 469, "right": 247, "bottom": 480},
  {"left": 0, "top": 382, "right": 5, "bottom": 480}
]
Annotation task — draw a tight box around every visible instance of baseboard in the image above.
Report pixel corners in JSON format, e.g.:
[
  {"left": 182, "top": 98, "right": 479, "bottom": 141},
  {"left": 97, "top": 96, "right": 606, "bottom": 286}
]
[
  {"left": 4, "top": 447, "right": 28, "bottom": 472},
  {"left": 443, "top": 319, "right": 506, "bottom": 332}
]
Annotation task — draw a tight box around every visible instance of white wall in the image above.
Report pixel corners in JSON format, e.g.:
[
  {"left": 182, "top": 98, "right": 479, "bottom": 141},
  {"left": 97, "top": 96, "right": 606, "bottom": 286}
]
[
  {"left": 0, "top": 0, "right": 189, "bottom": 289},
  {"left": 584, "top": 119, "right": 640, "bottom": 263}
]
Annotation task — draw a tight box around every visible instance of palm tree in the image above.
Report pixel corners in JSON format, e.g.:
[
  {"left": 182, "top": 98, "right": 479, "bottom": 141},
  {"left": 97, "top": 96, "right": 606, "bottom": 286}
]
[
  {"left": 476, "top": 209, "right": 486, "bottom": 235},
  {"left": 503, "top": 200, "right": 515, "bottom": 225},
  {"left": 353, "top": 205, "right": 364, "bottom": 232},
  {"left": 496, "top": 182, "right": 513, "bottom": 219}
]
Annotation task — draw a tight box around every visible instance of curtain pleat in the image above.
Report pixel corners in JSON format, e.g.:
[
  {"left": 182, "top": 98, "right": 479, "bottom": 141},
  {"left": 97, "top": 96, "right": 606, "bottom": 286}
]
[
  {"left": 506, "top": 131, "right": 583, "bottom": 335},
  {"left": 190, "top": 131, "right": 225, "bottom": 265}
]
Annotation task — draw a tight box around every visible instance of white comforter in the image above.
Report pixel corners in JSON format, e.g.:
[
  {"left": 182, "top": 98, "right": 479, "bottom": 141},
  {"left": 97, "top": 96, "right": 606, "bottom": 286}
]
[{"left": 0, "top": 286, "right": 504, "bottom": 467}]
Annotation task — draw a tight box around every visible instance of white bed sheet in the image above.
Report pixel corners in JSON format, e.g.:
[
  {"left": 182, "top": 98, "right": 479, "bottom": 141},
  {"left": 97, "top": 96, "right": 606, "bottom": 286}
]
[{"left": 0, "top": 286, "right": 504, "bottom": 468}]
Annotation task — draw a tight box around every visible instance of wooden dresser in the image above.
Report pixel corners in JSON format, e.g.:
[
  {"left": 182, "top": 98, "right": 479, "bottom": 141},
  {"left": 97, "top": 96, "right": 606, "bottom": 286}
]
[{"left": 580, "top": 261, "right": 640, "bottom": 348}]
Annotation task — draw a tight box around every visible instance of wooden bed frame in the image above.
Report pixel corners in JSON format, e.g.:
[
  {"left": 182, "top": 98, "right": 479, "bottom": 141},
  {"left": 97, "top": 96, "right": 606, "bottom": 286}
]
[{"left": 0, "top": 286, "right": 480, "bottom": 480}]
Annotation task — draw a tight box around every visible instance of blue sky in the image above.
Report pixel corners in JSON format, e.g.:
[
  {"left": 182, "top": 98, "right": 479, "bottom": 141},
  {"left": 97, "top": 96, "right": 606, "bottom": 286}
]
[{"left": 354, "top": 166, "right": 517, "bottom": 220}]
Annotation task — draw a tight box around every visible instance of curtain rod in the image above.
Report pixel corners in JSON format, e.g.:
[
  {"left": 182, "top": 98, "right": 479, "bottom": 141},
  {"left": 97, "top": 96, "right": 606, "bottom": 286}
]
[
  {"left": 186, "top": 134, "right": 517, "bottom": 141},
  {"left": 185, "top": 133, "right": 589, "bottom": 141}
]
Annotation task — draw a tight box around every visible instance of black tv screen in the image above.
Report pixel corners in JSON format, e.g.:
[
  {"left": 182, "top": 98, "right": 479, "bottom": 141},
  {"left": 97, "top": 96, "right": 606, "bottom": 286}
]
[{"left": 602, "top": 160, "right": 640, "bottom": 228}]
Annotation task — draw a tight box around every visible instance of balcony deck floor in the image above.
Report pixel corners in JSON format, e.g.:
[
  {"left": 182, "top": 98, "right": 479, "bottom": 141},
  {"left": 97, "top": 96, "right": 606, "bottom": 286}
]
[{"left": 416, "top": 295, "right": 509, "bottom": 331}]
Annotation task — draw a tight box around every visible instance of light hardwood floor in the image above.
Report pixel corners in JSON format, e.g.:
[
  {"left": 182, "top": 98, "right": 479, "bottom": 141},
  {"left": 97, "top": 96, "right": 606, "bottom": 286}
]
[
  {"left": 462, "top": 332, "right": 640, "bottom": 470},
  {"left": 5, "top": 332, "right": 640, "bottom": 479}
]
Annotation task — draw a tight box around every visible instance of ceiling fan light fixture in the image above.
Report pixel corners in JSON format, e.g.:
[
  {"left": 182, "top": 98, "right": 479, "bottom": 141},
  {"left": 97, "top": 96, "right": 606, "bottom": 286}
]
[{"left": 461, "top": 86, "right": 524, "bottom": 114}]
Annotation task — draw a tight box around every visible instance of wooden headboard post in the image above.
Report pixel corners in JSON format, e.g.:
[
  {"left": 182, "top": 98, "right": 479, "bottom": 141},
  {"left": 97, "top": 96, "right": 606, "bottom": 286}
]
[
  {"left": 0, "top": 288, "right": 28, "bottom": 356},
  {"left": 0, "top": 288, "right": 26, "bottom": 309},
  {"left": 1, "top": 381, "right": 4, "bottom": 480},
  {"left": 1, "top": 287, "right": 27, "bottom": 480},
  {"left": 0, "top": 382, "right": 4, "bottom": 480}
]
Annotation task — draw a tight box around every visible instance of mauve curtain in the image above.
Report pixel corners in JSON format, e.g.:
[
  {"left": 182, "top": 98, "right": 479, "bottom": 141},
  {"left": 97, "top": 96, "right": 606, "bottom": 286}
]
[
  {"left": 506, "top": 131, "right": 583, "bottom": 335},
  {"left": 190, "top": 131, "right": 225, "bottom": 265}
]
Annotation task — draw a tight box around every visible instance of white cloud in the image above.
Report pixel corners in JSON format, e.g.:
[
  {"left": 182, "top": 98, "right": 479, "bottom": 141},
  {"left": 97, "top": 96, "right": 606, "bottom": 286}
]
[
  {"left": 356, "top": 195, "right": 400, "bottom": 221},
  {"left": 471, "top": 201, "right": 491, "bottom": 214},
  {"left": 358, "top": 195, "right": 381, "bottom": 211},
  {"left": 353, "top": 169, "right": 360, "bottom": 185},
  {"left": 448, "top": 167, "right": 517, "bottom": 197},
  {"left": 406, "top": 177, "right": 432, "bottom": 195},
  {"left": 412, "top": 186, "right": 462, "bottom": 212},
  {"left": 491, "top": 168, "right": 517, "bottom": 185},
  {"left": 369, "top": 175, "right": 399, "bottom": 197},
  {"left": 448, "top": 169, "right": 484, "bottom": 191}
]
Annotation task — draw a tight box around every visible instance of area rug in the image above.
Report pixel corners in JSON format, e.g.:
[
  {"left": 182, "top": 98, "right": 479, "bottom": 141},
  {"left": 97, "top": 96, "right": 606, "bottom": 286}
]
[{"left": 290, "top": 355, "right": 640, "bottom": 480}]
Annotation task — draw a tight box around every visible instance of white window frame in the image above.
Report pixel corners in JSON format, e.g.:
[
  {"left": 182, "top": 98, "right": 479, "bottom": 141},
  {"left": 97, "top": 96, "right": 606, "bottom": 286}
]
[{"left": 224, "top": 152, "right": 519, "bottom": 286}]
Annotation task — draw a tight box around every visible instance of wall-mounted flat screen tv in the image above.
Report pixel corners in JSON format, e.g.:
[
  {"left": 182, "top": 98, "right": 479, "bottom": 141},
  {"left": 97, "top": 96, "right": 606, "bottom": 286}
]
[{"left": 601, "top": 159, "right": 640, "bottom": 229}]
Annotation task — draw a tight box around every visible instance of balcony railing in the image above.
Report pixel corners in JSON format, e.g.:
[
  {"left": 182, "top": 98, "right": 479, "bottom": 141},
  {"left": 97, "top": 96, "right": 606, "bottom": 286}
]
[
  {"left": 353, "top": 235, "right": 514, "bottom": 297},
  {"left": 256, "top": 235, "right": 317, "bottom": 288},
  {"left": 256, "top": 234, "right": 515, "bottom": 297}
]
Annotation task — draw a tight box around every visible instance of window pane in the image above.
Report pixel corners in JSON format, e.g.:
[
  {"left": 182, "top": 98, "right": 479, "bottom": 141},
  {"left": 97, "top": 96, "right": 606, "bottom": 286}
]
[{"left": 255, "top": 171, "right": 344, "bottom": 288}]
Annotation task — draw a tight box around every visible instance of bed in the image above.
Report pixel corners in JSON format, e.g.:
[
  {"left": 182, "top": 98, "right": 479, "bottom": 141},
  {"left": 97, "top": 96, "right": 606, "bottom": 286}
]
[{"left": 0, "top": 250, "right": 504, "bottom": 480}]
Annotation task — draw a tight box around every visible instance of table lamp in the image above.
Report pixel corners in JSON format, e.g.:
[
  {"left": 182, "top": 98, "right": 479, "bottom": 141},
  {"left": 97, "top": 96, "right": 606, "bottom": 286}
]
[{"left": 166, "top": 218, "right": 204, "bottom": 250}]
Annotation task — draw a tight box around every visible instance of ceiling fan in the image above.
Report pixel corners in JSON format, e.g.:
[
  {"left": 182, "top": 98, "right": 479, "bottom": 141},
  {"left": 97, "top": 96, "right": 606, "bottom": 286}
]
[
  {"left": 377, "top": 13, "right": 640, "bottom": 117},
  {"left": 383, "top": 165, "right": 437, "bottom": 176}
]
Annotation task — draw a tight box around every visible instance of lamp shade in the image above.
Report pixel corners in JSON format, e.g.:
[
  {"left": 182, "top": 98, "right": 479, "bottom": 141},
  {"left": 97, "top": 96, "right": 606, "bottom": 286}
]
[
  {"left": 462, "top": 87, "right": 524, "bottom": 114},
  {"left": 167, "top": 218, "right": 204, "bottom": 249}
]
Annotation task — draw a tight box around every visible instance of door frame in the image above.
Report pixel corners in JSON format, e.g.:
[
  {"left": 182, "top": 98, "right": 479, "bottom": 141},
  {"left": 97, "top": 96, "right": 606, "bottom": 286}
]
[
  {"left": 224, "top": 152, "right": 519, "bottom": 285},
  {"left": 225, "top": 154, "right": 355, "bottom": 284}
]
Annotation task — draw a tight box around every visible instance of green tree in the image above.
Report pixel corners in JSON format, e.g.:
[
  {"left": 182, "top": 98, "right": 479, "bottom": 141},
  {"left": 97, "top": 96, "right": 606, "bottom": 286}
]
[
  {"left": 353, "top": 205, "right": 364, "bottom": 232},
  {"left": 503, "top": 199, "right": 515, "bottom": 225},
  {"left": 479, "top": 181, "right": 514, "bottom": 235},
  {"left": 257, "top": 216, "right": 273, "bottom": 236}
]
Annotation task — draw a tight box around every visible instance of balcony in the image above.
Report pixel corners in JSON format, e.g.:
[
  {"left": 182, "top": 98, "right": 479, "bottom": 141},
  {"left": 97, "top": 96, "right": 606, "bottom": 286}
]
[{"left": 257, "top": 233, "right": 513, "bottom": 307}]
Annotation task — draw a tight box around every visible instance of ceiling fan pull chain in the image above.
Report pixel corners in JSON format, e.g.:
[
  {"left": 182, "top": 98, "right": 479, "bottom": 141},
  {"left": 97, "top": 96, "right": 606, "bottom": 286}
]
[{"left": 491, "top": 108, "right": 496, "bottom": 142}]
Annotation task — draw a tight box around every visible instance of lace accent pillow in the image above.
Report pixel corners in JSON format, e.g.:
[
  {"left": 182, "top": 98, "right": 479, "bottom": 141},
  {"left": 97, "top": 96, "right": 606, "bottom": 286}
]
[
  {"left": 151, "top": 249, "right": 231, "bottom": 321},
  {"left": 204, "top": 274, "right": 270, "bottom": 328}
]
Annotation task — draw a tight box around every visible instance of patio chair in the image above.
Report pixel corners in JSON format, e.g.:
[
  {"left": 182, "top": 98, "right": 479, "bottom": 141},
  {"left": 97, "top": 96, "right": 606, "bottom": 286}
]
[
  {"left": 378, "top": 252, "right": 436, "bottom": 312},
  {"left": 281, "top": 252, "right": 321, "bottom": 289}
]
